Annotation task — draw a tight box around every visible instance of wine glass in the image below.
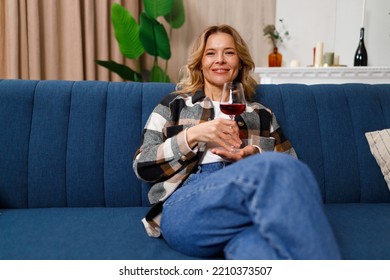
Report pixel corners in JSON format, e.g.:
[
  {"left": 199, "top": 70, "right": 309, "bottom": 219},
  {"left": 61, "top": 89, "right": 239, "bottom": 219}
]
[
  {"left": 220, "top": 82, "right": 246, "bottom": 121},
  {"left": 220, "top": 82, "right": 246, "bottom": 153}
]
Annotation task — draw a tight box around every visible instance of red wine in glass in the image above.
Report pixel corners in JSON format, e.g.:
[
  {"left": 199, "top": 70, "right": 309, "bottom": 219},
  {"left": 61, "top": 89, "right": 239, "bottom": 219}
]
[
  {"left": 220, "top": 103, "right": 246, "bottom": 118},
  {"left": 220, "top": 82, "right": 246, "bottom": 120}
]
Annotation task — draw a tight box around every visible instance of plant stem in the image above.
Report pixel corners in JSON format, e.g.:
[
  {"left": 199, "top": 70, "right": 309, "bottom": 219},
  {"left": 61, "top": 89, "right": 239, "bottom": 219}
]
[{"left": 137, "top": 58, "right": 142, "bottom": 74}]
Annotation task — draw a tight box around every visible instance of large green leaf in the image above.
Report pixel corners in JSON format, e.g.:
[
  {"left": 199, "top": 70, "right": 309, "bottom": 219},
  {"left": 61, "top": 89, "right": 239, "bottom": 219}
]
[
  {"left": 111, "top": 3, "right": 144, "bottom": 59},
  {"left": 164, "top": 0, "right": 185, "bottom": 29},
  {"left": 139, "top": 12, "right": 171, "bottom": 60},
  {"left": 96, "top": 60, "right": 143, "bottom": 81},
  {"left": 150, "top": 64, "right": 171, "bottom": 82},
  {"left": 144, "top": 0, "right": 174, "bottom": 18}
]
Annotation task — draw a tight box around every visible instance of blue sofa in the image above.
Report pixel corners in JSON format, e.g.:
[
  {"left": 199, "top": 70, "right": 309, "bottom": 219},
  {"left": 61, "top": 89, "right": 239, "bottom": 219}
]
[{"left": 1, "top": 79, "right": 390, "bottom": 260}]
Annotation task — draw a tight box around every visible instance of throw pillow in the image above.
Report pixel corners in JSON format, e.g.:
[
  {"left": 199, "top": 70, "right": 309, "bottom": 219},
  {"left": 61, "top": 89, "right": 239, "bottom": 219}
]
[{"left": 365, "top": 128, "right": 390, "bottom": 191}]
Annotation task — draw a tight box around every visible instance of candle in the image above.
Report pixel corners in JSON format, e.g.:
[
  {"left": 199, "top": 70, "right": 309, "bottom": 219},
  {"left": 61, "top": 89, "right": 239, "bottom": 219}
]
[
  {"left": 323, "top": 52, "right": 334, "bottom": 67},
  {"left": 314, "top": 42, "right": 323, "bottom": 67},
  {"left": 334, "top": 55, "right": 340, "bottom": 66},
  {"left": 361, "top": 0, "right": 366, "bottom": 27},
  {"left": 313, "top": 47, "right": 316, "bottom": 66}
]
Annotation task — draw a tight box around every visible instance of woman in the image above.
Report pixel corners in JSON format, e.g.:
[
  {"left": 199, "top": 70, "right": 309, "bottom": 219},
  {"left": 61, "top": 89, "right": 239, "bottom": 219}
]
[{"left": 133, "top": 25, "right": 341, "bottom": 259}]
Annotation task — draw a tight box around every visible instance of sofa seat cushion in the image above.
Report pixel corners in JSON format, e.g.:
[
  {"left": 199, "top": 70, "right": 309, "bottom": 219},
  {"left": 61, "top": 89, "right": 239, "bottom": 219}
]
[
  {"left": 325, "top": 203, "right": 390, "bottom": 260},
  {"left": 0, "top": 207, "right": 200, "bottom": 260}
]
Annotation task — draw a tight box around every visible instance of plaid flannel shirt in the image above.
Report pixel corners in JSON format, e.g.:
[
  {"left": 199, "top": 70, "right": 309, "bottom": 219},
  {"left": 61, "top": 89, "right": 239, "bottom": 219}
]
[{"left": 133, "top": 90, "right": 296, "bottom": 237}]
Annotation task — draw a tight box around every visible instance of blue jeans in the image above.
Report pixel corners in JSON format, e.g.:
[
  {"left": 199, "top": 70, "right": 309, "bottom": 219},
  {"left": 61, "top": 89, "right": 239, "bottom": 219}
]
[{"left": 160, "top": 153, "right": 341, "bottom": 260}]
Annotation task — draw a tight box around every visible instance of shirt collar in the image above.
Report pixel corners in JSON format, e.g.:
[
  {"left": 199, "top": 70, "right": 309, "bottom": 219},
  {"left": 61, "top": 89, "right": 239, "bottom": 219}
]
[{"left": 191, "top": 90, "right": 206, "bottom": 103}]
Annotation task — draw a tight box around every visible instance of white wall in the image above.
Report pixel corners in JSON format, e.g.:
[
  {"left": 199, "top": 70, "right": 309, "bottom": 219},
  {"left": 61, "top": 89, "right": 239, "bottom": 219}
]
[{"left": 275, "top": 0, "right": 390, "bottom": 67}]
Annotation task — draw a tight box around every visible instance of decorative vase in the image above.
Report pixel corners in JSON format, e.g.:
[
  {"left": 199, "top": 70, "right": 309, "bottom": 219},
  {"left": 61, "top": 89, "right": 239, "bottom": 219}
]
[{"left": 268, "top": 47, "right": 282, "bottom": 67}]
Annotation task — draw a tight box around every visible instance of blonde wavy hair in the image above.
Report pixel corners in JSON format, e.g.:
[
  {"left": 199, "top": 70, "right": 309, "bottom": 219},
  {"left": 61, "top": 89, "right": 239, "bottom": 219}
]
[{"left": 175, "top": 25, "right": 258, "bottom": 100}]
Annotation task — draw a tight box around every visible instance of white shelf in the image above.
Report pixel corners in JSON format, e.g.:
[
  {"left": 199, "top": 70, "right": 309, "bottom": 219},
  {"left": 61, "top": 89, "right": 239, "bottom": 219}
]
[{"left": 254, "top": 67, "right": 390, "bottom": 85}]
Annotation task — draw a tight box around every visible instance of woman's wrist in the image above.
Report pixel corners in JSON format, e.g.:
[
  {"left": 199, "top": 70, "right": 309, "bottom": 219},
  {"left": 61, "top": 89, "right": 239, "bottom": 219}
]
[{"left": 185, "top": 126, "right": 199, "bottom": 149}]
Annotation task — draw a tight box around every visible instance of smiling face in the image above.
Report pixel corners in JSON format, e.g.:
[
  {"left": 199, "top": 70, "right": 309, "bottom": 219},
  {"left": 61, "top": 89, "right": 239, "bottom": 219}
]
[{"left": 201, "top": 32, "right": 241, "bottom": 98}]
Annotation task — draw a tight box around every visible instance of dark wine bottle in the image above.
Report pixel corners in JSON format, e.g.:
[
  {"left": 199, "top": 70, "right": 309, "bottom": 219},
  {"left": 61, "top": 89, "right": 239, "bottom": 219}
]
[{"left": 353, "top": 28, "right": 368, "bottom": 66}]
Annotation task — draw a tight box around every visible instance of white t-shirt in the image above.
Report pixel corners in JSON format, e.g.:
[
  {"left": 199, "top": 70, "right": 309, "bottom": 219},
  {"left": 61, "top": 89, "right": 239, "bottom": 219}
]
[{"left": 199, "top": 101, "right": 231, "bottom": 164}]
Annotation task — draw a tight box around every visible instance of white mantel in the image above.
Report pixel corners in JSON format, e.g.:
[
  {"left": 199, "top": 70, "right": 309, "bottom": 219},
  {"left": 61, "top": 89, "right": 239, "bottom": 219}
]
[{"left": 254, "top": 67, "right": 390, "bottom": 85}]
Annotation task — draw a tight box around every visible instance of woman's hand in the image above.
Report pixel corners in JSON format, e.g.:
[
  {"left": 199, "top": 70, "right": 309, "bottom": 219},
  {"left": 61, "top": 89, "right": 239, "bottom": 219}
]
[
  {"left": 211, "top": 145, "right": 259, "bottom": 161},
  {"left": 186, "top": 118, "right": 242, "bottom": 152}
]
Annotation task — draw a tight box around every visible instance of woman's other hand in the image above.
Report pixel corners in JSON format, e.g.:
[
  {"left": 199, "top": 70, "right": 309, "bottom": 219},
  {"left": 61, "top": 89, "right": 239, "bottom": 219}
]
[{"left": 211, "top": 145, "right": 259, "bottom": 161}]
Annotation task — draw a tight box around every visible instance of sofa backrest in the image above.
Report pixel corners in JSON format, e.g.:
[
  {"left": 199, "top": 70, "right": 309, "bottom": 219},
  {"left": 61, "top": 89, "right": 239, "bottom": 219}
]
[
  {"left": 257, "top": 83, "right": 390, "bottom": 203},
  {"left": 0, "top": 80, "right": 174, "bottom": 208},
  {"left": 1, "top": 80, "right": 390, "bottom": 209}
]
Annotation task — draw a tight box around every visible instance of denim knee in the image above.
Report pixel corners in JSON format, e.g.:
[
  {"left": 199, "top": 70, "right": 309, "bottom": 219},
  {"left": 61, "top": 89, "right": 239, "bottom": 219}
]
[
  {"left": 236, "top": 153, "right": 317, "bottom": 188},
  {"left": 246, "top": 152, "right": 305, "bottom": 171}
]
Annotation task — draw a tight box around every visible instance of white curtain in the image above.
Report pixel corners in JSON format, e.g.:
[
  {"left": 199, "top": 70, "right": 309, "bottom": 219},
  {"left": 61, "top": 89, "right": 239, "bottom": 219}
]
[
  {"left": 0, "top": 0, "right": 275, "bottom": 81},
  {"left": 0, "top": 0, "right": 139, "bottom": 81}
]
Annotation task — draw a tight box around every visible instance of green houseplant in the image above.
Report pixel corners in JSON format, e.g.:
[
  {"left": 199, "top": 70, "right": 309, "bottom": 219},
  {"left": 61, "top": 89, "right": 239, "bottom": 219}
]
[
  {"left": 263, "top": 19, "right": 290, "bottom": 49},
  {"left": 96, "top": 0, "right": 185, "bottom": 82}
]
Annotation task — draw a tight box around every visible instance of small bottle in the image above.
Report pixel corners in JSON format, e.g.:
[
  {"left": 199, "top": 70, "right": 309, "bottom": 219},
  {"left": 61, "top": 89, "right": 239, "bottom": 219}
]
[{"left": 353, "top": 28, "right": 368, "bottom": 66}]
